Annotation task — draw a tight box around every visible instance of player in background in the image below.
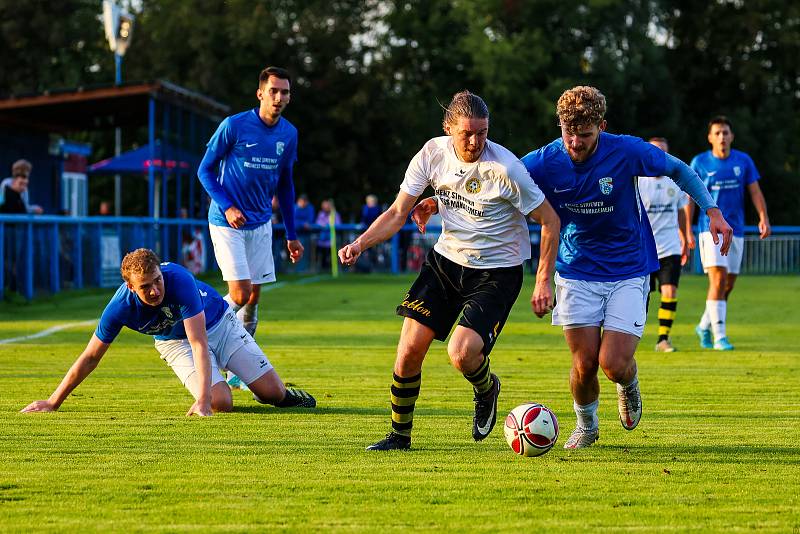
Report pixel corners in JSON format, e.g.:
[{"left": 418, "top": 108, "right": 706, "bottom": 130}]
[
  {"left": 339, "top": 90, "right": 560, "bottom": 451},
  {"left": 521, "top": 86, "right": 732, "bottom": 449},
  {"left": 687, "top": 116, "right": 771, "bottom": 351},
  {"left": 21, "top": 249, "right": 315, "bottom": 416},
  {"left": 197, "top": 66, "right": 303, "bottom": 390},
  {"left": 638, "top": 137, "right": 689, "bottom": 352}
]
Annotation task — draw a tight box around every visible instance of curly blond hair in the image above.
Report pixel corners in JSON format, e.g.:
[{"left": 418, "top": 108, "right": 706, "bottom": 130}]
[
  {"left": 120, "top": 248, "right": 161, "bottom": 282},
  {"left": 556, "top": 86, "right": 606, "bottom": 132}
]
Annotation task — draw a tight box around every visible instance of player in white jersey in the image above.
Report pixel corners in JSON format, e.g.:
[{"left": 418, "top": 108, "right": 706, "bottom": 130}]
[
  {"left": 638, "top": 137, "right": 689, "bottom": 352},
  {"left": 338, "top": 91, "right": 560, "bottom": 451}
]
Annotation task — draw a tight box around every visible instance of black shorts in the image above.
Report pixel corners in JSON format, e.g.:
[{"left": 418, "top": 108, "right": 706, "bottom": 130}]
[
  {"left": 649, "top": 254, "right": 682, "bottom": 292},
  {"left": 396, "top": 249, "right": 523, "bottom": 356}
]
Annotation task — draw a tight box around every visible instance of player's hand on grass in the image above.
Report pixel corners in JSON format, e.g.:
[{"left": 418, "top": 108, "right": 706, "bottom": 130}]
[
  {"left": 186, "top": 400, "right": 213, "bottom": 417},
  {"left": 338, "top": 242, "right": 362, "bottom": 266},
  {"left": 20, "top": 400, "right": 57, "bottom": 413},
  {"left": 225, "top": 206, "right": 247, "bottom": 229},
  {"left": 530, "top": 281, "right": 554, "bottom": 318},
  {"left": 707, "top": 207, "right": 734, "bottom": 255},
  {"left": 287, "top": 239, "right": 304, "bottom": 263},
  {"left": 411, "top": 197, "right": 438, "bottom": 234}
]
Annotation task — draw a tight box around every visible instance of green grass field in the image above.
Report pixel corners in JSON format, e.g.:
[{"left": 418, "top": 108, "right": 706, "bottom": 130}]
[{"left": 0, "top": 274, "right": 798, "bottom": 532}]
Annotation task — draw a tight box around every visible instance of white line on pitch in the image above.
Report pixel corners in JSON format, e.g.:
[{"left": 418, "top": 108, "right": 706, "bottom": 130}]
[
  {"left": 0, "top": 275, "right": 330, "bottom": 344},
  {"left": 0, "top": 320, "right": 96, "bottom": 345}
]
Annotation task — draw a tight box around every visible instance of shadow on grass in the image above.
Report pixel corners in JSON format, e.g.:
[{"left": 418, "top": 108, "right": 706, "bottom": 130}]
[
  {"left": 231, "top": 405, "right": 468, "bottom": 416},
  {"left": 601, "top": 443, "right": 800, "bottom": 460}
]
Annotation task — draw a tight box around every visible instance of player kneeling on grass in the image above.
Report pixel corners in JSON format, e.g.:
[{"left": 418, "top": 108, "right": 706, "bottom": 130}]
[
  {"left": 21, "top": 248, "right": 315, "bottom": 416},
  {"left": 339, "top": 90, "right": 560, "bottom": 451}
]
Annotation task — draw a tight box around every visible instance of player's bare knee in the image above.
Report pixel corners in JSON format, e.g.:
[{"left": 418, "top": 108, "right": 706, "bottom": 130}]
[
  {"left": 230, "top": 289, "right": 251, "bottom": 306},
  {"left": 211, "top": 385, "right": 234, "bottom": 413},
  {"left": 572, "top": 357, "right": 599, "bottom": 381}
]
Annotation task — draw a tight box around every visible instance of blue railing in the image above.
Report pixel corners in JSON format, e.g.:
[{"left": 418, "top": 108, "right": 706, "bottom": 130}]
[{"left": 1, "top": 214, "right": 798, "bottom": 300}]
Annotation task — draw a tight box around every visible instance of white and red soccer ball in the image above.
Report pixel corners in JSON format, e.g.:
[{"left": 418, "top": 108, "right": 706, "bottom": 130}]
[{"left": 503, "top": 402, "right": 559, "bottom": 457}]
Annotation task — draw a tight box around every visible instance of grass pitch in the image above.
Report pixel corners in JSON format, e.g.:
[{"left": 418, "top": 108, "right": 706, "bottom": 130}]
[{"left": 0, "top": 274, "right": 798, "bottom": 532}]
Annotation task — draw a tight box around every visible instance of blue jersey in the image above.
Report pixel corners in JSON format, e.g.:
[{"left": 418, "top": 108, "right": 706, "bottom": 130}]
[
  {"left": 95, "top": 263, "right": 227, "bottom": 343},
  {"left": 522, "top": 133, "right": 666, "bottom": 281},
  {"left": 690, "top": 149, "right": 759, "bottom": 237},
  {"left": 198, "top": 109, "right": 298, "bottom": 229}
]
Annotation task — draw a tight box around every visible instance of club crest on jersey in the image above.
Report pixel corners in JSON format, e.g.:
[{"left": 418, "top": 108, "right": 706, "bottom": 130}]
[
  {"left": 465, "top": 177, "right": 481, "bottom": 194},
  {"left": 276, "top": 141, "right": 285, "bottom": 155},
  {"left": 161, "top": 307, "right": 173, "bottom": 319},
  {"left": 598, "top": 177, "right": 613, "bottom": 195},
  {"left": 668, "top": 188, "right": 675, "bottom": 197},
  {"left": 733, "top": 165, "right": 741, "bottom": 177}
]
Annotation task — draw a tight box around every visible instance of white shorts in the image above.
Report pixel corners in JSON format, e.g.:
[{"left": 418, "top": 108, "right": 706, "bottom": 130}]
[
  {"left": 209, "top": 223, "right": 276, "bottom": 284},
  {"left": 154, "top": 308, "right": 274, "bottom": 399},
  {"left": 699, "top": 232, "right": 744, "bottom": 274},
  {"left": 551, "top": 273, "right": 649, "bottom": 337}
]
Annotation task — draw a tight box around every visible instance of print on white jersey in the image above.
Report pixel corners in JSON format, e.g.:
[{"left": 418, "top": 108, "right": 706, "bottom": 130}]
[{"left": 401, "top": 136, "right": 545, "bottom": 268}]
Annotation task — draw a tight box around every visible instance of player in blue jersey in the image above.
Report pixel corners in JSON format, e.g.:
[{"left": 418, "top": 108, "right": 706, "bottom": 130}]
[
  {"left": 686, "top": 116, "right": 771, "bottom": 351},
  {"left": 198, "top": 66, "right": 303, "bottom": 389},
  {"left": 21, "top": 249, "right": 315, "bottom": 415},
  {"left": 521, "top": 86, "right": 733, "bottom": 449}
]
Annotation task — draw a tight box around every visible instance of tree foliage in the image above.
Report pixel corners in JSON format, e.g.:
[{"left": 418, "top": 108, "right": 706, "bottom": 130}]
[{"left": 0, "top": 0, "right": 797, "bottom": 222}]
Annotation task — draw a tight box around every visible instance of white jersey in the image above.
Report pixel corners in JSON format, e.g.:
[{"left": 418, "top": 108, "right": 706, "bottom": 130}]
[
  {"left": 401, "top": 136, "right": 546, "bottom": 268},
  {"left": 637, "top": 175, "right": 688, "bottom": 258}
]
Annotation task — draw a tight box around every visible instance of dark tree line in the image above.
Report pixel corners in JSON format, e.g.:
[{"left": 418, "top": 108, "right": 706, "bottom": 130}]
[{"left": 1, "top": 0, "right": 797, "bottom": 223}]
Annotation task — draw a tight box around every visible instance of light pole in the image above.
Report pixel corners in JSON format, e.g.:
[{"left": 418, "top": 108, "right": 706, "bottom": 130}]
[{"left": 102, "top": 1, "right": 135, "bottom": 215}]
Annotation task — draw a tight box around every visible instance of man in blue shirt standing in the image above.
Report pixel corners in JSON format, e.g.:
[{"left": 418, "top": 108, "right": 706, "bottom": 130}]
[
  {"left": 21, "top": 248, "right": 315, "bottom": 415},
  {"left": 521, "top": 86, "right": 733, "bottom": 449},
  {"left": 687, "top": 116, "right": 771, "bottom": 351},
  {"left": 198, "top": 66, "right": 303, "bottom": 389}
]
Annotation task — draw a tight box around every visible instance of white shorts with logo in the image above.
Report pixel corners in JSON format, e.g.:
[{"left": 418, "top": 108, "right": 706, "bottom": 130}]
[
  {"left": 551, "top": 273, "right": 649, "bottom": 337},
  {"left": 699, "top": 232, "right": 744, "bottom": 274},
  {"left": 154, "top": 308, "right": 274, "bottom": 399},
  {"left": 209, "top": 223, "right": 276, "bottom": 284}
]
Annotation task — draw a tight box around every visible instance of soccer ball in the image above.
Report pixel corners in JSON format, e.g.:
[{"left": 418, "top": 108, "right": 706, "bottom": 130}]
[{"left": 503, "top": 402, "right": 559, "bottom": 457}]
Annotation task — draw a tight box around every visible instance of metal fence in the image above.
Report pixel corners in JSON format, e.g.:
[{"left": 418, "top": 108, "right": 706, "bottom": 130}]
[{"left": 1, "top": 214, "right": 798, "bottom": 300}]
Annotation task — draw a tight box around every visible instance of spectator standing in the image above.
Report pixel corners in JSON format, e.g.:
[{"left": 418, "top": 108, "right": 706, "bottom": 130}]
[
  {"left": 316, "top": 199, "right": 341, "bottom": 270},
  {"left": 1, "top": 160, "right": 43, "bottom": 214}
]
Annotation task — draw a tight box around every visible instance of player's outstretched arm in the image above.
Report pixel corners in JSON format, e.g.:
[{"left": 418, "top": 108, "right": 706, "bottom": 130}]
[
  {"left": 747, "top": 181, "right": 771, "bottom": 239},
  {"left": 528, "top": 199, "right": 560, "bottom": 318},
  {"left": 184, "top": 312, "right": 213, "bottom": 417},
  {"left": 338, "top": 191, "right": 418, "bottom": 266},
  {"left": 21, "top": 334, "right": 110, "bottom": 413},
  {"left": 410, "top": 197, "right": 439, "bottom": 234}
]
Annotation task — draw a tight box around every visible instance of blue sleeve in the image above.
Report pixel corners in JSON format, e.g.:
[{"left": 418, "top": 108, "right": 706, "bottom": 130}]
[
  {"left": 276, "top": 165, "right": 297, "bottom": 240},
  {"left": 197, "top": 118, "right": 235, "bottom": 211},
  {"left": 663, "top": 153, "right": 717, "bottom": 212},
  {"left": 630, "top": 137, "right": 668, "bottom": 177},
  {"left": 744, "top": 154, "right": 761, "bottom": 185},
  {"left": 95, "top": 300, "right": 124, "bottom": 344},
  {"left": 276, "top": 134, "right": 298, "bottom": 240},
  {"left": 170, "top": 268, "right": 204, "bottom": 319}
]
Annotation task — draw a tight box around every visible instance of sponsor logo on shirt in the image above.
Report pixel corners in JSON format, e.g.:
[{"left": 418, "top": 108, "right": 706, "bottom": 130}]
[
  {"left": 434, "top": 189, "right": 486, "bottom": 217},
  {"left": 465, "top": 177, "right": 481, "bottom": 194},
  {"left": 599, "top": 177, "right": 613, "bottom": 195}
]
